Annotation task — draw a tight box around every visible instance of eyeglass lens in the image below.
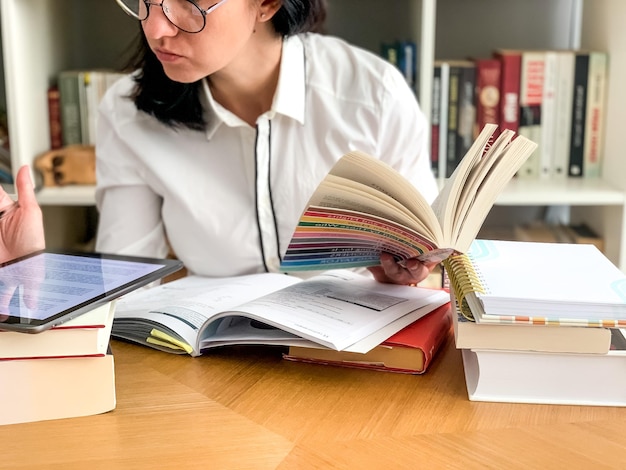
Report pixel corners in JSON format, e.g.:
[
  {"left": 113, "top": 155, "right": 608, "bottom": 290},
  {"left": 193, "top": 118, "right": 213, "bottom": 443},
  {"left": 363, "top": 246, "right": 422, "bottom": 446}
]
[{"left": 117, "top": 0, "right": 206, "bottom": 33}]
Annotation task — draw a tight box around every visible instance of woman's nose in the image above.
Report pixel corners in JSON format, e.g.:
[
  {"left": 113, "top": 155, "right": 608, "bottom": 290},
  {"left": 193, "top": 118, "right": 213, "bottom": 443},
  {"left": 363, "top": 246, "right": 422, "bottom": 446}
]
[{"left": 141, "top": 4, "right": 179, "bottom": 39}]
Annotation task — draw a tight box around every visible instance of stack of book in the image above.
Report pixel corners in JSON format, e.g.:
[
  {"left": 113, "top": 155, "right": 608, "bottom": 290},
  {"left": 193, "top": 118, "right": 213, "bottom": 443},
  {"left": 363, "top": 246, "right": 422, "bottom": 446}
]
[
  {"left": 444, "top": 239, "right": 626, "bottom": 406},
  {"left": 0, "top": 301, "right": 117, "bottom": 426}
]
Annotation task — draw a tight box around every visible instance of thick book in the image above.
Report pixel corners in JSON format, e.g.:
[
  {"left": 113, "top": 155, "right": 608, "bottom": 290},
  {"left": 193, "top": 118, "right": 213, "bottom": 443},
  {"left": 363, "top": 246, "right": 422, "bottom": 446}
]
[
  {"left": 112, "top": 270, "right": 450, "bottom": 357},
  {"left": 462, "top": 329, "right": 626, "bottom": 406},
  {"left": 452, "top": 299, "right": 611, "bottom": 354},
  {"left": 444, "top": 239, "right": 626, "bottom": 326},
  {"left": 280, "top": 124, "right": 537, "bottom": 271},
  {"left": 283, "top": 302, "right": 452, "bottom": 374},
  {"left": 0, "top": 352, "right": 116, "bottom": 425},
  {"left": 0, "top": 301, "right": 115, "bottom": 359}
]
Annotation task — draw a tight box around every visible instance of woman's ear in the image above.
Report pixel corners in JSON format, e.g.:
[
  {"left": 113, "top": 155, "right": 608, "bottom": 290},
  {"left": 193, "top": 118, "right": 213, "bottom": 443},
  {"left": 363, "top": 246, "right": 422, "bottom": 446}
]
[{"left": 258, "top": 0, "right": 282, "bottom": 21}]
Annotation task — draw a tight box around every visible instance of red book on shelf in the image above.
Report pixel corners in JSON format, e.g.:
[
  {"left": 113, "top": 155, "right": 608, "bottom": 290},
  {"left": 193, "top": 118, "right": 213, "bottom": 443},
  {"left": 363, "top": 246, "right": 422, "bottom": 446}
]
[
  {"left": 47, "top": 85, "right": 63, "bottom": 150},
  {"left": 283, "top": 301, "right": 452, "bottom": 374},
  {"left": 493, "top": 49, "right": 522, "bottom": 133},
  {"left": 473, "top": 58, "right": 502, "bottom": 137}
]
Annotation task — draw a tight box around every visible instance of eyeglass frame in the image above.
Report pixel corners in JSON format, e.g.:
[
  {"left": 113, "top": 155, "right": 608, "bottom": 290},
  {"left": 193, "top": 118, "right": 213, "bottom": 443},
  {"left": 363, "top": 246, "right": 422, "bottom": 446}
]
[{"left": 115, "top": 0, "right": 229, "bottom": 34}]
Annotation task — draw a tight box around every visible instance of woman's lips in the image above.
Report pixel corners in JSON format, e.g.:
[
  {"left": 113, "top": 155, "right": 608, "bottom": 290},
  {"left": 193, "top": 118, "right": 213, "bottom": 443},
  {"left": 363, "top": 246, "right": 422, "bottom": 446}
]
[{"left": 154, "top": 48, "right": 182, "bottom": 62}]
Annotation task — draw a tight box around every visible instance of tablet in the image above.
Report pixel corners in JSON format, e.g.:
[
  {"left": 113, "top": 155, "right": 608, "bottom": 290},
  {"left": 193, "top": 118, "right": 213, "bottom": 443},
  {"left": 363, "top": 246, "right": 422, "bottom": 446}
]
[{"left": 0, "top": 250, "right": 183, "bottom": 333}]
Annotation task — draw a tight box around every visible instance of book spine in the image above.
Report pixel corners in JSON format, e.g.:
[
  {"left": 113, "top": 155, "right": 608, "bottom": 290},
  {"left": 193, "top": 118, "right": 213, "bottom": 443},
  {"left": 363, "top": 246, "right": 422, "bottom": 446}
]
[
  {"left": 493, "top": 51, "right": 521, "bottom": 133},
  {"left": 430, "top": 65, "right": 441, "bottom": 178},
  {"left": 446, "top": 65, "right": 460, "bottom": 177},
  {"left": 568, "top": 52, "right": 589, "bottom": 177},
  {"left": 474, "top": 58, "right": 501, "bottom": 138},
  {"left": 47, "top": 85, "right": 63, "bottom": 150},
  {"left": 551, "top": 51, "right": 575, "bottom": 178},
  {"left": 539, "top": 51, "right": 557, "bottom": 178},
  {"left": 582, "top": 52, "right": 608, "bottom": 178},
  {"left": 517, "top": 51, "right": 545, "bottom": 179},
  {"left": 58, "top": 71, "right": 83, "bottom": 146},
  {"left": 455, "top": 64, "right": 476, "bottom": 166},
  {"left": 437, "top": 62, "right": 450, "bottom": 179}
]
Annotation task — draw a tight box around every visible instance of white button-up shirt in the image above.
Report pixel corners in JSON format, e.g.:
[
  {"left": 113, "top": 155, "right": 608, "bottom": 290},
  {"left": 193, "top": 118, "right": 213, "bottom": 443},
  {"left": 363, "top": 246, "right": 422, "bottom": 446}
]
[{"left": 95, "top": 33, "right": 437, "bottom": 278}]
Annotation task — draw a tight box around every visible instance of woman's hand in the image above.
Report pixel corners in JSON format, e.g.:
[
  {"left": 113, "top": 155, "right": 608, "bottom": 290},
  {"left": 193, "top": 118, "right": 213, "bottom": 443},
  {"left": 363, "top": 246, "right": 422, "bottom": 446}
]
[
  {"left": 367, "top": 252, "right": 437, "bottom": 285},
  {"left": 0, "top": 165, "right": 45, "bottom": 264}
]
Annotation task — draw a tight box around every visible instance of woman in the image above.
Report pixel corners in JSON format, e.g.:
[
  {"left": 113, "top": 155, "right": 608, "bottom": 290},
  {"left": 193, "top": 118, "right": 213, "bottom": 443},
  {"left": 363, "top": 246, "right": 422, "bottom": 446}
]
[
  {"left": 97, "top": 0, "right": 438, "bottom": 284},
  {"left": 0, "top": 165, "right": 45, "bottom": 263}
]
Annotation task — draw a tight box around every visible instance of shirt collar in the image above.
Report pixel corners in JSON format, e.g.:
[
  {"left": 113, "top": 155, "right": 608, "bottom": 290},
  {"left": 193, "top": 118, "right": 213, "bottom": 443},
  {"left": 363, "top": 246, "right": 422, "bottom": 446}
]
[{"left": 202, "top": 34, "right": 306, "bottom": 140}]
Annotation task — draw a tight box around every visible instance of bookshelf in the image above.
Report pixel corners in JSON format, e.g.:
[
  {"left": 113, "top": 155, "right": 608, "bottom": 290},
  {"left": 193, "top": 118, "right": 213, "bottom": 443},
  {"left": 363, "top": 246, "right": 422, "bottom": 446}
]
[
  {"left": 325, "top": 0, "right": 626, "bottom": 271},
  {"left": 0, "top": 0, "right": 624, "bottom": 270}
]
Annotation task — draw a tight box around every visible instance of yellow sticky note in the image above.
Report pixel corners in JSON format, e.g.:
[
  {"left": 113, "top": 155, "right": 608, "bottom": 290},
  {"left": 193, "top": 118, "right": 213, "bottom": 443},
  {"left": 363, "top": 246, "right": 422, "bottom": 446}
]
[{"left": 149, "top": 328, "right": 193, "bottom": 354}]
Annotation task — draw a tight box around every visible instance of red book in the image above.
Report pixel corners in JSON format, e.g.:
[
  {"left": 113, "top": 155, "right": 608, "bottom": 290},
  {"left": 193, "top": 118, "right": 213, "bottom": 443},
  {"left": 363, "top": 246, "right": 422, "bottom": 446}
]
[
  {"left": 47, "top": 85, "right": 63, "bottom": 150},
  {"left": 493, "top": 49, "right": 522, "bottom": 133},
  {"left": 473, "top": 58, "right": 502, "bottom": 137},
  {"left": 283, "top": 302, "right": 452, "bottom": 374}
]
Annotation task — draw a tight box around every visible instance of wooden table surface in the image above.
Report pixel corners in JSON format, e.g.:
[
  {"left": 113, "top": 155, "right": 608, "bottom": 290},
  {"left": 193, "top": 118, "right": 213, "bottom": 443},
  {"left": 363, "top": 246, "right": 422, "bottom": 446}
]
[{"left": 2, "top": 337, "right": 626, "bottom": 469}]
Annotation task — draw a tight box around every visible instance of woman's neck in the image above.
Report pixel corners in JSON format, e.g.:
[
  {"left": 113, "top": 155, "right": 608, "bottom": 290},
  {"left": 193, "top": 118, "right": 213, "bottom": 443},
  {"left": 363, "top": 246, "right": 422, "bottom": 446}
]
[{"left": 208, "top": 30, "right": 283, "bottom": 126}]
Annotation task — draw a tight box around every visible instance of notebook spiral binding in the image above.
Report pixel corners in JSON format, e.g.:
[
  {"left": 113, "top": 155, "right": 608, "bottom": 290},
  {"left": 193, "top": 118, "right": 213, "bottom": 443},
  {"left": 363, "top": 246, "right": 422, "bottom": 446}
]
[{"left": 442, "top": 253, "right": 486, "bottom": 321}]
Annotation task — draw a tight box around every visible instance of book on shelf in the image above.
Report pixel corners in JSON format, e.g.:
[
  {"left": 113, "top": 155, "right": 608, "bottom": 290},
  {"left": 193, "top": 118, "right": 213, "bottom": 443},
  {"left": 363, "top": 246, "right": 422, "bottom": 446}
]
[
  {"left": 516, "top": 50, "right": 545, "bottom": 179},
  {"left": 112, "top": 269, "right": 450, "bottom": 357},
  {"left": 473, "top": 58, "right": 501, "bottom": 139},
  {"left": 582, "top": 51, "right": 608, "bottom": 178},
  {"left": 492, "top": 49, "right": 522, "bottom": 133},
  {"left": 552, "top": 50, "right": 575, "bottom": 178},
  {"left": 47, "top": 85, "right": 63, "bottom": 150},
  {"left": 568, "top": 51, "right": 590, "bottom": 177},
  {"left": 0, "top": 351, "right": 116, "bottom": 425},
  {"left": 443, "top": 239, "right": 626, "bottom": 326},
  {"left": 430, "top": 64, "right": 442, "bottom": 178},
  {"left": 0, "top": 301, "right": 115, "bottom": 359},
  {"left": 283, "top": 301, "right": 452, "bottom": 374},
  {"left": 434, "top": 60, "right": 450, "bottom": 179},
  {"left": 280, "top": 123, "right": 537, "bottom": 271},
  {"left": 461, "top": 329, "right": 626, "bottom": 406}
]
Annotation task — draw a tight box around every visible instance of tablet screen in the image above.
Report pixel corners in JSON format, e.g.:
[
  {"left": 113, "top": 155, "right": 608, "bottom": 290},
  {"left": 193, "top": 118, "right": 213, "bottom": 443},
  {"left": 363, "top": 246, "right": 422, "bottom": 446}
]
[{"left": 0, "top": 250, "right": 183, "bottom": 333}]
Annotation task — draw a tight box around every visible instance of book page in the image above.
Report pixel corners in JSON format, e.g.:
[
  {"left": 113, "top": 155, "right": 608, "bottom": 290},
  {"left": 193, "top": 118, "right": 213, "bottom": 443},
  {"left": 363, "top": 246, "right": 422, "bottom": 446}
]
[
  {"left": 328, "top": 151, "right": 442, "bottom": 242},
  {"left": 221, "top": 270, "right": 448, "bottom": 351},
  {"left": 114, "top": 272, "right": 301, "bottom": 355},
  {"left": 454, "top": 136, "right": 537, "bottom": 251},
  {"left": 430, "top": 123, "right": 498, "bottom": 248}
]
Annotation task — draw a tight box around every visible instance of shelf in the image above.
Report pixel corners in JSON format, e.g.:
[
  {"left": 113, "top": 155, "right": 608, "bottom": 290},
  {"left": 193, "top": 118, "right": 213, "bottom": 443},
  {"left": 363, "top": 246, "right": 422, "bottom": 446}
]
[
  {"left": 496, "top": 178, "right": 625, "bottom": 206},
  {"left": 35, "top": 186, "right": 96, "bottom": 206}
]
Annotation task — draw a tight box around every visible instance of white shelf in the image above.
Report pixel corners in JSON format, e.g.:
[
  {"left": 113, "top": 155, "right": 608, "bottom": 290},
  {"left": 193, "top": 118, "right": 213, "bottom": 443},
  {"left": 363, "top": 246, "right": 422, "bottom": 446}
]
[
  {"left": 35, "top": 186, "right": 96, "bottom": 206},
  {"left": 496, "top": 178, "right": 625, "bottom": 206}
]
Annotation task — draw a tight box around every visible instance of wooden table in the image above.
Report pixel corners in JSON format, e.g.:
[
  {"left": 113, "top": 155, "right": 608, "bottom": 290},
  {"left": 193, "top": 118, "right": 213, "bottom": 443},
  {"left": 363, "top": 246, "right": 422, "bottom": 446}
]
[{"left": 2, "top": 338, "right": 626, "bottom": 469}]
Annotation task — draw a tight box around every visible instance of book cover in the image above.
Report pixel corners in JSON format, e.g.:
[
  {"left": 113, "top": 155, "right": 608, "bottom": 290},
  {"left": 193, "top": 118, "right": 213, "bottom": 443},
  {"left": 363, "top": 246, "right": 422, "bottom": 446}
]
[
  {"left": 473, "top": 58, "right": 501, "bottom": 138},
  {"left": 493, "top": 49, "right": 522, "bottom": 133},
  {"left": 283, "top": 302, "right": 452, "bottom": 374},
  {"left": 455, "top": 62, "right": 476, "bottom": 176},
  {"left": 0, "top": 353, "right": 116, "bottom": 425},
  {"left": 461, "top": 329, "right": 626, "bottom": 406},
  {"left": 568, "top": 52, "right": 590, "bottom": 177},
  {"left": 444, "top": 239, "right": 626, "bottom": 326}
]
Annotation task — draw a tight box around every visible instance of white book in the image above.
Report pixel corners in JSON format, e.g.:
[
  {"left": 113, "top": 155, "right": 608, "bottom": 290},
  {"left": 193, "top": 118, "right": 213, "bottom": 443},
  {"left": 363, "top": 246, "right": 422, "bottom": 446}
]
[
  {"left": 0, "top": 301, "right": 115, "bottom": 359},
  {"left": 539, "top": 51, "right": 557, "bottom": 178},
  {"left": 0, "top": 353, "right": 116, "bottom": 425},
  {"left": 551, "top": 50, "right": 575, "bottom": 178},
  {"left": 462, "top": 329, "right": 626, "bottom": 406},
  {"left": 444, "top": 239, "right": 626, "bottom": 325}
]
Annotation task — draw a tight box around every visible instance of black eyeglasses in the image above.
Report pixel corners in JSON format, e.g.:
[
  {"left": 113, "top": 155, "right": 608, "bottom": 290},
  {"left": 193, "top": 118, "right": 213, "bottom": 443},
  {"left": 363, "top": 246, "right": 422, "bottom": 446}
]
[{"left": 115, "top": 0, "right": 229, "bottom": 33}]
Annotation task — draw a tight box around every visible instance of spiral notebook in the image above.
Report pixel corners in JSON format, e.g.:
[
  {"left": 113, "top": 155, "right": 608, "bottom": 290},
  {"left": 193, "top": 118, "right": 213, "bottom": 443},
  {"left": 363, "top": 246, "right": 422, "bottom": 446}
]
[{"left": 443, "top": 239, "right": 626, "bottom": 326}]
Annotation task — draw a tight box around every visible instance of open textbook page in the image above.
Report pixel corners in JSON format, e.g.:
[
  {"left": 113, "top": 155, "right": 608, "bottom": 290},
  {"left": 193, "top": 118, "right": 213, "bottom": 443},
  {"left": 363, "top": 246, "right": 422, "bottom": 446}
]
[{"left": 113, "top": 270, "right": 449, "bottom": 356}]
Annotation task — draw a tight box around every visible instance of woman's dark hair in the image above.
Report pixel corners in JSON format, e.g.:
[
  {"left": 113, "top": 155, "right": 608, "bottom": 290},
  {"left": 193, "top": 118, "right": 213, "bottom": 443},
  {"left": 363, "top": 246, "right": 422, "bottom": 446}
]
[{"left": 125, "top": 0, "right": 327, "bottom": 130}]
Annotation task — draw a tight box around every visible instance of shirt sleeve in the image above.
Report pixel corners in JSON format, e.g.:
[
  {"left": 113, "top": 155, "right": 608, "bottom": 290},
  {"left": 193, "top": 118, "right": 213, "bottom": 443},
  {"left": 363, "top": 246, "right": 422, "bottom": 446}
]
[
  {"left": 95, "top": 95, "right": 169, "bottom": 259},
  {"left": 377, "top": 65, "right": 439, "bottom": 204}
]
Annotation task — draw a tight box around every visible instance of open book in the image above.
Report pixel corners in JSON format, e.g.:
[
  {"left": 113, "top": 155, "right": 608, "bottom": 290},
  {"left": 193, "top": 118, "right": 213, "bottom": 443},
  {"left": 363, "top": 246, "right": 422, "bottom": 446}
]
[
  {"left": 112, "top": 270, "right": 450, "bottom": 357},
  {"left": 280, "top": 124, "right": 537, "bottom": 271}
]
